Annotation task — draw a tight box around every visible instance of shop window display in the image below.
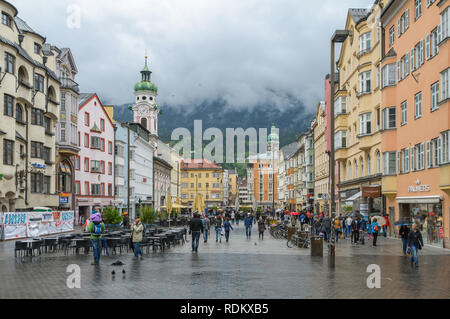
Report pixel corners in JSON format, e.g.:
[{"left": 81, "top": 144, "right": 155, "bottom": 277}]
[{"left": 408, "top": 203, "right": 443, "bottom": 246}]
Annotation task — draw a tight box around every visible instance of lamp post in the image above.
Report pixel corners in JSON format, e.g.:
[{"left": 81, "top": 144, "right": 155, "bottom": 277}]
[{"left": 329, "top": 29, "right": 350, "bottom": 269}]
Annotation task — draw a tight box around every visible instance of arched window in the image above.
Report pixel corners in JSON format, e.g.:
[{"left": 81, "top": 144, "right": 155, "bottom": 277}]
[
  {"left": 343, "top": 163, "right": 346, "bottom": 181},
  {"left": 376, "top": 151, "right": 381, "bottom": 173},
  {"left": 367, "top": 155, "right": 371, "bottom": 175},
  {"left": 348, "top": 161, "right": 352, "bottom": 179},
  {"left": 360, "top": 157, "right": 364, "bottom": 177},
  {"left": 48, "top": 86, "right": 56, "bottom": 101},
  {"left": 18, "top": 66, "right": 29, "bottom": 85},
  {"left": 16, "top": 103, "right": 23, "bottom": 122},
  {"left": 141, "top": 117, "right": 147, "bottom": 130},
  {"left": 354, "top": 160, "right": 358, "bottom": 178}
]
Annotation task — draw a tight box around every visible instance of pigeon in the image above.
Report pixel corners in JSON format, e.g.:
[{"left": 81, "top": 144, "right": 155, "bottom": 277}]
[
  {"left": 122, "top": 269, "right": 126, "bottom": 274},
  {"left": 254, "top": 242, "right": 257, "bottom": 246},
  {"left": 111, "top": 270, "right": 115, "bottom": 275},
  {"left": 111, "top": 260, "right": 125, "bottom": 266}
]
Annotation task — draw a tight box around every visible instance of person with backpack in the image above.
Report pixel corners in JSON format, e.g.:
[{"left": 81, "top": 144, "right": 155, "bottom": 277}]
[
  {"left": 258, "top": 217, "right": 266, "bottom": 240},
  {"left": 407, "top": 223, "right": 424, "bottom": 267},
  {"left": 214, "top": 215, "right": 223, "bottom": 243},
  {"left": 223, "top": 218, "right": 234, "bottom": 242},
  {"left": 202, "top": 214, "right": 210, "bottom": 243},
  {"left": 132, "top": 217, "right": 144, "bottom": 260},
  {"left": 87, "top": 211, "right": 105, "bottom": 266},
  {"left": 371, "top": 218, "right": 380, "bottom": 247}
]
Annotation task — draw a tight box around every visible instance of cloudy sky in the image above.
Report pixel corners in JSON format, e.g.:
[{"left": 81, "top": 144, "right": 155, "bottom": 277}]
[{"left": 13, "top": 0, "right": 372, "bottom": 112}]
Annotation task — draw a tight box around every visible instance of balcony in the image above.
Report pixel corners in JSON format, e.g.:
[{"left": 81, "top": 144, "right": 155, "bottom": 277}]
[
  {"left": 335, "top": 112, "right": 348, "bottom": 130},
  {"left": 335, "top": 147, "right": 348, "bottom": 161},
  {"left": 357, "top": 131, "right": 379, "bottom": 151},
  {"left": 59, "top": 77, "right": 80, "bottom": 93}
]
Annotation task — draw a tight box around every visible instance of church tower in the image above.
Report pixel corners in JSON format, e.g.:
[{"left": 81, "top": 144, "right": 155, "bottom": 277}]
[
  {"left": 132, "top": 56, "right": 160, "bottom": 154},
  {"left": 268, "top": 125, "right": 279, "bottom": 154}
]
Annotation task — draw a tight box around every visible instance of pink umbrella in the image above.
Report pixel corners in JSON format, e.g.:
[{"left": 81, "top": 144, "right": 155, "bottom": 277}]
[{"left": 290, "top": 212, "right": 299, "bottom": 216}]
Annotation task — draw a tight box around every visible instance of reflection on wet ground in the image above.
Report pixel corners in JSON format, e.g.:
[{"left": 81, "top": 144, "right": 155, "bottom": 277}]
[{"left": 0, "top": 225, "right": 449, "bottom": 299}]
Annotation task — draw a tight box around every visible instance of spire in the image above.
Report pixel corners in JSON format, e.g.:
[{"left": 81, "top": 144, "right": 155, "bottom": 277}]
[{"left": 141, "top": 53, "right": 151, "bottom": 81}]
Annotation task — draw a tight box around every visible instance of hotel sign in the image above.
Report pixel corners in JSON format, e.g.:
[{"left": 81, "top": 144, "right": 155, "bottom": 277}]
[{"left": 408, "top": 179, "right": 431, "bottom": 193}]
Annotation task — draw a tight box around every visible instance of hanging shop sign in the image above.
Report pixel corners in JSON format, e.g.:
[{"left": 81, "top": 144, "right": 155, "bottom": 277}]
[{"left": 362, "top": 186, "right": 381, "bottom": 198}]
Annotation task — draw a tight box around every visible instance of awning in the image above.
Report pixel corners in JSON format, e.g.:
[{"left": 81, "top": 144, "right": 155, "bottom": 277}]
[
  {"left": 396, "top": 196, "right": 443, "bottom": 204},
  {"left": 346, "top": 191, "right": 362, "bottom": 202}
]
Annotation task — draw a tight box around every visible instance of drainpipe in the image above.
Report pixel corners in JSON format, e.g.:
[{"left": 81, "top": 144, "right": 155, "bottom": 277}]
[{"left": 25, "top": 103, "right": 29, "bottom": 207}]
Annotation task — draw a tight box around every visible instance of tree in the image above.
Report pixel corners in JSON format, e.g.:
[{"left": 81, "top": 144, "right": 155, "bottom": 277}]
[
  {"left": 141, "top": 206, "right": 157, "bottom": 224},
  {"left": 102, "top": 207, "right": 123, "bottom": 225}
]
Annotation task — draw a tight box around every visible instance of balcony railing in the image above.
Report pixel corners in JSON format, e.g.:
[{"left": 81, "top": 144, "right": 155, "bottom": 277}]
[{"left": 59, "top": 77, "right": 80, "bottom": 93}]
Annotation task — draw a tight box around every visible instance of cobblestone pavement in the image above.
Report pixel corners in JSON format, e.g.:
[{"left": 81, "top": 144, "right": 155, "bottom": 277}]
[{"left": 0, "top": 223, "right": 449, "bottom": 299}]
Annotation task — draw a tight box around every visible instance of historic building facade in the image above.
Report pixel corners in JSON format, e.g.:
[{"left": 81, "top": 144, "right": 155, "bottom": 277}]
[
  {"left": 75, "top": 94, "right": 114, "bottom": 222},
  {"left": 380, "top": 0, "right": 449, "bottom": 247},
  {"left": 0, "top": 1, "right": 61, "bottom": 211}
]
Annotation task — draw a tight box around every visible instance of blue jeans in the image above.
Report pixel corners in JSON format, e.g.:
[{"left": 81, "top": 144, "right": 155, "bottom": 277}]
[
  {"left": 245, "top": 225, "right": 252, "bottom": 237},
  {"left": 191, "top": 231, "right": 200, "bottom": 251},
  {"left": 236, "top": 219, "right": 239, "bottom": 225},
  {"left": 410, "top": 244, "right": 419, "bottom": 265},
  {"left": 134, "top": 242, "right": 143, "bottom": 257},
  {"left": 91, "top": 238, "right": 102, "bottom": 263},
  {"left": 346, "top": 225, "right": 351, "bottom": 237},
  {"left": 215, "top": 228, "right": 222, "bottom": 241},
  {"left": 401, "top": 238, "right": 408, "bottom": 254},
  {"left": 203, "top": 229, "right": 208, "bottom": 242},
  {"left": 225, "top": 230, "right": 230, "bottom": 242},
  {"left": 383, "top": 226, "right": 387, "bottom": 237}
]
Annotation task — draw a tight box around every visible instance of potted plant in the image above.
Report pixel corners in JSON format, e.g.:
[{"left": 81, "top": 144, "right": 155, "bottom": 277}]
[
  {"left": 141, "top": 206, "right": 157, "bottom": 228},
  {"left": 102, "top": 207, "right": 123, "bottom": 229}
]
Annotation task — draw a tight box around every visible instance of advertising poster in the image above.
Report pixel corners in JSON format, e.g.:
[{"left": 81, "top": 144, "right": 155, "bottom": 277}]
[{"left": 3, "top": 212, "right": 28, "bottom": 240}]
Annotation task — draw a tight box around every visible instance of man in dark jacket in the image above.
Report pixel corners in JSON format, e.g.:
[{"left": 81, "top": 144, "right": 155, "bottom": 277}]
[
  {"left": 223, "top": 218, "right": 234, "bottom": 242},
  {"left": 407, "top": 223, "right": 424, "bottom": 267},
  {"left": 189, "top": 213, "right": 204, "bottom": 252},
  {"left": 399, "top": 225, "right": 410, "bottom": 255},
  {"left": 323, "top": 216, "right": 331, "bottom": 242},
  {"left": 244, "top": 213, "right": 253, "bottom": 239},
  {"left": 351, "top": 216, "right": 361, "bottom": 244}
]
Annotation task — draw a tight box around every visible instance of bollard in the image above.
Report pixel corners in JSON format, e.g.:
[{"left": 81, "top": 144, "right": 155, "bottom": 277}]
[{"left": 328, "top": 242, "right": 335, "bottom": 268}]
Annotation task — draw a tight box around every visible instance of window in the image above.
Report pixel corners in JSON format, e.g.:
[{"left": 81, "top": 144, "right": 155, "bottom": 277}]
[
  {"left": 84, "top": 133, "right": 89, "bottom": 148},
  {"left": 108, "top": 162, "right": 112, "bottom": 175},
  {"left": 411, "top": 47, "right": 415, "bottom": 72},
  {"left": 376, "top": 152, "right": 381, "bottom": 173},
  {"left": 382, "top": 107, "right": 396, "bottom": 130},
  {"left": 31, "top": 173, "right": 43, "bottom": 193},
  {"left": 108, "top": 141, "right": 113, "bottom": 154},
  {"left": 411, "top": 146, "right": 416, "bottom": 171},
  {"left": 31, "top": 108, "right": 44, "bottom": 126},
  {"left": 403, "top": 148, "right": 410, "bottom": 173},
  {"left": 389, "top": 26, "right": 395, "bottom": 46},
  {"left": 426, "top": 141, "right": 431, "bottom": 168},
  {"left": 91, "top": 136, "right": 104, "bottom": 150},
  {"left": 4, "top": 52, "right": 14, "bottom": 74},
  {"left": 34, "top": 43, "right": 41, "bottom": 55},
  {"left": 359, "top": 113, "right": 372, "bottom": 135},
  {"left": 382, "top": 64, "right": 396, "bottom": 88},
  {"left": 426, "top": 33, "right": 431, "bottom": 60},
  {"left": 100, "top": 119, "right": 105, "bottom": 132},
  {"left": 401, "top": 101, "right": 407, "bottom": 125},
  {"left": 31, "top": 142, "right": 43, "bottom": 158},
  {"left": 440, "top": 7, "right": 449, "bottom": 41},
  {"left": 376, "top": 64, "right": 380, "bottom": 87},
  {"left": 44, "top": 116, "right": 51, "bottom": 133},
  {"left": 414, "top": 41, "right": 424, "bottom": 69},
  {"left": 108, "top": 184, "right": 112, "bottom": 197},
  {"left": 75, "top": 156, "right": 80, "bottom": 170},
  {"left": 360, "top": 158, "right": 364, "bottom": 177},
  {"left": 415, "top": 0, "right": 422, "bottom": 20},
  {"left": 383, "top": 152, "right": 396, "bottom": 175},
  {"left": 431, "top": 28, "right": 439, "bottom": 57},
  {"left": 359, "top": 71, "right": 371, "bottom": 94},
  {"left": 418, "top": 143, "right": 425, "bottom": 170},
  {"left": 71, "top": 124, "right": 77, "bottom": 145},
  {"left": 415, "top": 92, "right": 422, "bottom": 118},
  {"left": 84, "top": 158, "right": 89, "bottom": 172},
  {"left": 397, "top": 151, "right": 401, "bottom": 174},
  {"left": 91, "top": 184, "right": 102, "bottom": 196},
  {"left": 3, "top": 139, "right": 14, "bottom": 165},
  {"left": 334, "top": 131, "right": 347, "bottom": 149},
  {"left": 359, "top": 32, "right": 371, "bottom": 54},
  {"left": 84, "top": 112, "right": 90, "bottom": 126},
  {"left": 76, "top": 182, "right": 81, "bottom": 195},
  {"left": 34, "top": 74, "right": 44, "bottom": 92},
  {"left": 61, "top": 93, "right": 66, "bottom": 112},
  {"left": 91, "top": 161, "right": 103, "bottom": 173},
  {"left": 441, "top": 69, "right": 449, "bottom": 101},
  {"left": 43, "top": 147, "right": 51, "bottom": 162},
  {"left": 431, "top": 82, "right": 439, "bottom": 111},
  {"left": 16, "top": 104, "right": 23, "bottom": 122},
  {"left": 43, "top": 176, "right": 50, "bottom": 194},
  {"left": 4, "top": 94, "right": 13, "bottom": 117},
  {"left": 442, "top": 131, "right": 450, "bottom": 164},
  {"left": 334, "top": 96, "right": 347, "bottom": 115},
  {"left": 401, "top": 53, "right": 409, "bottom": 79},
  {"left": 354, "top": 160, "right": 358, "bottom": 178},
  {"left": 2, "top": 12, "right": 12, "bottom": 27}
]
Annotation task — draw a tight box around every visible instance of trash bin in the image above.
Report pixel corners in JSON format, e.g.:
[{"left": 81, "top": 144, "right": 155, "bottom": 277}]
[{"left": 310, "top": 236, "right": 323, "bottom": 256}]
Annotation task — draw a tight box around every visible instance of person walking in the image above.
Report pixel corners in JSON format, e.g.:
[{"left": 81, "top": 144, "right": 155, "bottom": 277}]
[
  {"left": 360, "top": 217, "right": 367, "bottom": 244},
  {"left": 244, "top": 213, "right": 253, "bottom": 239},
  {"left": 132, "top": 217, "right": 144, "bottom": 260},
  {"left": 189, "top": 213, "right": 203, "bottom": 252},
  {"left": 371, "top": 218, "right": 380, "bottom": 247},
  {"left": 407, "top": 223, "right": 424, "bottom": 267},
  {"left": 334, "top": 216, "right": 341, "bottom": 242},
  {"left": 231, "top": 211, "right": 235, "bottom": 225},
  {"left": 351, "top": 216, "right": 361, "bottom": 244},
  {"left": 345, "top": 215, "right": 353, "bottom": 239},
  {"left": 367, "top": 216, "right": 372, "bottom": 240},
  {"left": 87, "top": 211, "right": 105, "bottom": 266},
  {"left": 223, "top": 218, "right": 234, "bottom": 242},
  {"left": 383, "top": 214, "right": 390, "bottom": 237},
  {"left": 122, "top": 213, "right": 130, "bottom": 229},
  {"left": 323, "top": 216, "right": 332, "bottom": 242},
  {"left": 258, "top": 217, "right": 266, "bottom": 240},
  {"left": 399, "top": 225, "right": 410, "bottom": 255},
  {"left": 214, "top": 215, "right": 223, "bottom": 243},
  {"left": 202, "top": 215, "right": 210, "bottom": 243}
]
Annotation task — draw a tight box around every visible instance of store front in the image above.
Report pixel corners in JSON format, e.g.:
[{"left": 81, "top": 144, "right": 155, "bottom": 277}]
[{"left": 397, "top": 196, "right": 444, "bottom": 247}]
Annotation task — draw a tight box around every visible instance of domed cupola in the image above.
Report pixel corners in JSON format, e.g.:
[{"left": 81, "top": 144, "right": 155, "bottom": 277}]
[{"left": 134, "top": 56, "right": 158, "bottom": 93}]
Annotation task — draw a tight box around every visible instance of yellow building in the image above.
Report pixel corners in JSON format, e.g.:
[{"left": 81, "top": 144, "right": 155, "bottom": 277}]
[
  {"left": 228, "top": 170, "right": 238, "bottom": 207},
  {"left": 334, "top": 2, "right": 388, "bottom": 216},
  {"left": 0, "top": 1, "right": 61, "bottom": 211},
  {"left": 180, "top": 159, "right": 224, "bottom": 209},
  {"left": 313, "top": 101, "right": 329, "bottom": 213}
]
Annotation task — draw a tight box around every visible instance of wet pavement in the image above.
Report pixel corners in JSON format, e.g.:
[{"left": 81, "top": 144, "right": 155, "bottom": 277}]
[{"left": 0, "top": 223, "right": 449, "bottom": 299}]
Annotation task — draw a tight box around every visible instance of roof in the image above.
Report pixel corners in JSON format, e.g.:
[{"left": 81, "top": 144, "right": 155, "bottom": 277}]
[
  {"left": 181, "top": 159, "right": 222, "bottom": 170},
  {"left": 349, "top": 8, "right": 370, "bottom": 24},
  {"left": 281, "top": 142, "right": 299, "bottom": 160},
  {"left": 154, "top": 156, "right": 173, "bottom": 170},
  {"left": 78, "top": 93, "right": 95, "bottom": 108},
  {"left": 14, "top": 16, "right": 45, "bottom": 40}
]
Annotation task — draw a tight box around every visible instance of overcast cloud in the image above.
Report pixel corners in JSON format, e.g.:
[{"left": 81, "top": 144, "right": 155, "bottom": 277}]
[{"left": 13, "top": 0, "right": 372, "bottom": 112}]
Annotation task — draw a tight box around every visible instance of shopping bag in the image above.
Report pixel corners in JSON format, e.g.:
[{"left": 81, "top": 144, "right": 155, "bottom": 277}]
[{"left": 221, "top": 228, "right": 225, "bottom": 236}]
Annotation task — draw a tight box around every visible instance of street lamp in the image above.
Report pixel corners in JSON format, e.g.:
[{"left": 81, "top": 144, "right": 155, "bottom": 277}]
[{"left": 329, "top": 29, "right": 350, "bottom": 269}]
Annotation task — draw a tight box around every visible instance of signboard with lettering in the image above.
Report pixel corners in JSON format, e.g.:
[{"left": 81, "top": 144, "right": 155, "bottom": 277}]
[
  {"left": 362, "top": 186, "right": 381, "bottom": 198},
  {"left": 59, "top": 193, "right": 70, "bottom": 205},
  {"left": 408, "top": 179, "right": 431, "bottom": 193},
  {"left": 3, "top": 212, "right": 27, "bottom": 240}
]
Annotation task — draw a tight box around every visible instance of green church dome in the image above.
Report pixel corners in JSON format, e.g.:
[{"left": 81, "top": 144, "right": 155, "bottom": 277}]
[
  {"left": 268, "top": 125, "right": 279, "bottom": 143},
  {"left": 134, "top": 81, "right": 158, "bottom": 93}
]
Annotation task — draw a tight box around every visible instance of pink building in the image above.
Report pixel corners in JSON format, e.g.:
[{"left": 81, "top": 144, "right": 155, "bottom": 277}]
[{"left": 75, "top": 94, "right": 115, "bottom": 224}]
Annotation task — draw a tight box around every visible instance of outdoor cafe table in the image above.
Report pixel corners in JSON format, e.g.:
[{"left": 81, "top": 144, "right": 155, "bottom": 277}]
[
  {"left": 149, "top": 236, "right": 167, "bottom": 251},
  {"left": 72, "top": 238, "right": 90, "bottom": 254}
]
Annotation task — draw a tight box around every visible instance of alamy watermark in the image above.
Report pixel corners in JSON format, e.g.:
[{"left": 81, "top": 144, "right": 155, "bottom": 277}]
[
  {"left": 66, "top": 4, "right": 81, "bottom": 29},
  {"left": 366, "top": 264, "right": 381, "bottom": 289},
  {"left": 66, "top": 264, "right": 81, "bottom": 289}
]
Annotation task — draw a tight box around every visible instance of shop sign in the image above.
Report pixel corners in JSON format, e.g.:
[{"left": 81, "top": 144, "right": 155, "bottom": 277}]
[
  {"left": 362, "top": 186, "right": 381, "bottom": 198},
  {"left": 408, "top": 179, "right": 431, "bottom": 193},
  {"left": 59, "top": 193, "right": 70, "bottom": 205},
  {"left": 360, "top": 204, "right": 369, "bottom": 211}
]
